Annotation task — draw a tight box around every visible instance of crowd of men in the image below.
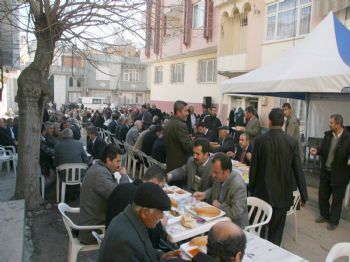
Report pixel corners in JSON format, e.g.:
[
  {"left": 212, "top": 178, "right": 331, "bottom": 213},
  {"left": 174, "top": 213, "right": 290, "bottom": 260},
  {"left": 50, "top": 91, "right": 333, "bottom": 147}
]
[{"left": 1, "top": 99, "right": 349, "bottom": 261}]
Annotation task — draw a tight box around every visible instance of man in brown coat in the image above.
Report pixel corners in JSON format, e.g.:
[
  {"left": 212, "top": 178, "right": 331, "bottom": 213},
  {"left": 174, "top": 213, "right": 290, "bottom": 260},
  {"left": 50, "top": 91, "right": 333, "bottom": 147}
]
[{"left": 164, "top": 101, "right": 193, "bottom": 185}]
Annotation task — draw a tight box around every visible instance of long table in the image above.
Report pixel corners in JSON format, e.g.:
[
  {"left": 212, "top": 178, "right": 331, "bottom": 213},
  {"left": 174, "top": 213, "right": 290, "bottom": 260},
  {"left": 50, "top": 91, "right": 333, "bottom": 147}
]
[{"left": 180, "top": 231, "right": 308, "bottom": 261}]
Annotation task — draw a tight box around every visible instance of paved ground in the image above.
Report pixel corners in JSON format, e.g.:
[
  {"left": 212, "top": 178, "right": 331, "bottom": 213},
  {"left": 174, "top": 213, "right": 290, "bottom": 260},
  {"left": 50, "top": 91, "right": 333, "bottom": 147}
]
[{"left": 1, "top": 153, "right": 350, "bottom": 262}]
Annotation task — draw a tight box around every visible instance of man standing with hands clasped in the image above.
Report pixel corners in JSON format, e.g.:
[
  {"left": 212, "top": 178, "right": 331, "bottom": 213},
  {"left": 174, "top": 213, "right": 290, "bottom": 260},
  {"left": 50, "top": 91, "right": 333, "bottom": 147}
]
[
  {"left": 310, "top": 114, "right": 350, "bottom": 230},
  {"left": 249, "top": 108, "right": 308, "bottom": 246}
]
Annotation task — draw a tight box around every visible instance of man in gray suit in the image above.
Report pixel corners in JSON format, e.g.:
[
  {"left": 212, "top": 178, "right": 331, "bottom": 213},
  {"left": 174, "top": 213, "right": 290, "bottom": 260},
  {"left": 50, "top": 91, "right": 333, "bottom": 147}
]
[
  {"left": 54, "top": 128, "right": 88, "bottom": 180},
  {"left": 236, "top": 106, "right": 261, "bottom": 143},
  {"left": 167, "top": 138, "right": 213, "bottom": 192},
  {"left": 283, "top": 102, "right": 303, "bottom": 160},
  {"left": 194, "top": 153, "right": 249, "bottom": 228},
  {"left": 125, "top": 120, "right": 142, "bottom": 146},
  {"left": 79, "top": 144, "right": 130, "bottom": 244}
]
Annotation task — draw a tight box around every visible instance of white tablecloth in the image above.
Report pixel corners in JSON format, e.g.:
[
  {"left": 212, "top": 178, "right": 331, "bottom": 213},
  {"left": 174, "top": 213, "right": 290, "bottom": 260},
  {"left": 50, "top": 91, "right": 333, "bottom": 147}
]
[
  {"left": 165, "top": 216, "right": 230, "bottom": 243},
  {"left": 243, "top": 232, "right": 308, "bottom": 262},
  {"left": 180, "top": 231, "right": 308, "bottom": 261}
]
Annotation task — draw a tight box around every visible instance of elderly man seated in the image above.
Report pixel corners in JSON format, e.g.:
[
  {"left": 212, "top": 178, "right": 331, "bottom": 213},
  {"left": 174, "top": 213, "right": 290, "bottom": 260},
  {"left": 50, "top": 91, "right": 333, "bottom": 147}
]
[
  {"left": 167, "top": 138, "right": 213, "bottom": 192},
  {"left": 54, "top": 128, "right": 88, "bottom": 172},
  {"left": 79, "top": 144, "right": 129, "bottom": 244},
  {"left": 99, "top": 183, "right": 178, "bottom": 262},
  {"left": 210, "top": 126, "right": 235, "bottom": 154},
  {"left": 194, "top": 153, "right": 249, "bottom": 228},
  {"left": 227, "top": 133, "right": 253, "bottom": 166}
]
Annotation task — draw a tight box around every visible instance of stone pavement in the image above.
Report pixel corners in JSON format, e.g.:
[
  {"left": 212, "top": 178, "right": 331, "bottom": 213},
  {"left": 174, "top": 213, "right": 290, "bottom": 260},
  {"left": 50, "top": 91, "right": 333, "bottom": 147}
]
[{"left": 0, "top": 170, "right": 25, "bottom": 262}]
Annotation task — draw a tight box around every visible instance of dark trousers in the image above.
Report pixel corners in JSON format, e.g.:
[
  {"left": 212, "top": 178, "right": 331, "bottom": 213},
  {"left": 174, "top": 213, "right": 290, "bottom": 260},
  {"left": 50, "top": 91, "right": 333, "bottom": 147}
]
[
  {"left": 268, "top": 207, "right": 288, "bottom": 246},
  {"left": 319, "top": 170, "right": 347, "bottom": 225}
]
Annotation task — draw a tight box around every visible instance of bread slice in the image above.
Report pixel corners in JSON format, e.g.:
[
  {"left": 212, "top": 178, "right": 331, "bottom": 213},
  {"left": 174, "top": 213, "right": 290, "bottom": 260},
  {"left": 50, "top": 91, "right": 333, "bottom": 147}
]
[{"left": 195, "top": 206, "right": 221, "bottom": 217}]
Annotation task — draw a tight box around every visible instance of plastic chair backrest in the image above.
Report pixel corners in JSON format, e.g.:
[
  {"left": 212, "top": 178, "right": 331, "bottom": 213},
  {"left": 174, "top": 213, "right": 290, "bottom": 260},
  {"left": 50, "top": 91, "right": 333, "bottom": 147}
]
[
  {"left": 246, "top": 197, "right": 273, "bottom": 236},
  {"left": 325, "top": 242, "right": 350, "bottom": 262},
  {"left": 57, "top": 163, "right": 88, "bottom": 184},
  {"left": 287, "top": 191, "right": 301, "bottom": 215}
]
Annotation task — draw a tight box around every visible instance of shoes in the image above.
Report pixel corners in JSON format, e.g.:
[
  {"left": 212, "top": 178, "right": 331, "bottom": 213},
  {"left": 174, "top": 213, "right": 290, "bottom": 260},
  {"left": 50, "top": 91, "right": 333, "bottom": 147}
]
[
  {"left": 327, "top": 223, "right": 337, "bottom": 231},
  {"left": 315, "top": 216, "right": 328, "bottom": 223}
]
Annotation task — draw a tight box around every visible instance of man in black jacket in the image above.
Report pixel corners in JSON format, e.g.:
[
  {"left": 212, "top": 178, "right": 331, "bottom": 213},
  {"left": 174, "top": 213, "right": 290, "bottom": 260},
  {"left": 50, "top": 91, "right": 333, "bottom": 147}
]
[
  {"left": 87, "top": 126, "right": 107, "bottom": 160},
  {"left": 211, "top": 126, "right": 235, "bottom": 153},
  {"left": 311, "top": 114, "right": 350, "bottom": 230},
  {"left": 105, "top": 166, "right": 166, "bottom": 250},
  {"left": 249, "top": 108, "right": 308, "bottom": 245}
]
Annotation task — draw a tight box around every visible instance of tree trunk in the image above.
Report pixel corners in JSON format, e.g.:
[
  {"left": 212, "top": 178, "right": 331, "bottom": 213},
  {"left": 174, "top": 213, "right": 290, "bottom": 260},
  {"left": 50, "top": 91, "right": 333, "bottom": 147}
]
[{"left": 15, "top": 15, "right": 61, "bottom": 210}]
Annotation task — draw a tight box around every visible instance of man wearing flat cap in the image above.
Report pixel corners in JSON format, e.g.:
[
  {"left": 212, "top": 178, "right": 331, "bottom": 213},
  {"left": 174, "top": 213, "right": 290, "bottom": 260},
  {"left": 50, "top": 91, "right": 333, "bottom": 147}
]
[
  {"left": 210, "top": 126, "right": 235, "bottom": 154},
  {"left": 100, "top": 183, "right": 178, "bottom": 262}
]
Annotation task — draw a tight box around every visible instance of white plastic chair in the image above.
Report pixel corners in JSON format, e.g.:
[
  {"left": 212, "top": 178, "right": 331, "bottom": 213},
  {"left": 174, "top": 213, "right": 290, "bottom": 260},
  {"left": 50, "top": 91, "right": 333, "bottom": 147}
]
[
  {"left": 325, "top": 242, "right": 350, "bottom": 262},
  {"left": 58, "top": 203, "right": 105, "bottom": 262},
  {"left": 245, "top": 197, "right": 273, "bottom": 237},
  {"left": 124, "top": 144, "right": 139, "bottom": 179},
  {"left": 0, "top": 146, "right": 11, "bottom": 173},
  {"left": 287, "top": 191, "right": 301, "bottom": 241},
  {"left": 91, "top": 231, "right": 104, "bottom": 247},
  {"left": 56, "top": 163, "right": 88, "bottom": 203}
]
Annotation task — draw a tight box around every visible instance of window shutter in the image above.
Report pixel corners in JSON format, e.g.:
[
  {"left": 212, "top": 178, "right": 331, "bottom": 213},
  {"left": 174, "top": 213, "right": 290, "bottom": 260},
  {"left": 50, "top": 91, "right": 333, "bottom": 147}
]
[
  {"left": 145, "top": 0, "right": 153, "bottom": 58},
  {"left": 204, "top": 0, "right": 213, "bottom": 42},
  {"left": 183, "top": 0, "right": 193, "bottom": 47}
]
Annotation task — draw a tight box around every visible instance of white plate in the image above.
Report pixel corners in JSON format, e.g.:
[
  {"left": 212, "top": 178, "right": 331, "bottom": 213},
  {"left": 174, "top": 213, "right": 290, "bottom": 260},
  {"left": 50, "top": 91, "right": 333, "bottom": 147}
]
[
  {"left": 165, "top": 186, "right": 191, "bottom": 201},
  {"left": 180, "top": 242, "right": 207, "bottom": 258},
  {"left": 185, "top": 202, "right": 225, "bottom": 222},
  {"left": 164, "top": 209, "right": 182, "bottom": 225}
]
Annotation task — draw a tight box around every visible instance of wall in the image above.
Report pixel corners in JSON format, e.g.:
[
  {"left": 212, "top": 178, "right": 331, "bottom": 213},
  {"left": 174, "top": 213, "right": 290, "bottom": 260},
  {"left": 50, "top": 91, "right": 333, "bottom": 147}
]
[
  {"left": 149, "top": 52, "right": 220, "bottom": 111},
  {"left": 53, "top": 75, "right": 67, "bottom": 109}
]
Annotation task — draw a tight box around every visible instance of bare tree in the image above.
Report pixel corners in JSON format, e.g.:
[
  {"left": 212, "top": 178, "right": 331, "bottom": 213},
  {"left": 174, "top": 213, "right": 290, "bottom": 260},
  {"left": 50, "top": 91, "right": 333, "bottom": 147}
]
[{"left": 0, "top": 0, "right": 146, "bottom": 209}]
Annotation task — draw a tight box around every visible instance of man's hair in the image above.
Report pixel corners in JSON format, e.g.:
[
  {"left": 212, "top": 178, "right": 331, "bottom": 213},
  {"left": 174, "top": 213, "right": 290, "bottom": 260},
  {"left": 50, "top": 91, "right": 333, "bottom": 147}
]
[
  {"left": 61, "top": 128, "right": 73, "bottom": 138},
  {"left": 207, "top": 227, "right": 247, "bottom": 261},
  {"left": 331, "top": 114, "right": 343, "bottom": 126},
  {"left": 210, "top": 105, "right": 217, "bottom": 110},
  {"left": 174, "top": 100, "right": 187, "bottom": 114},
  {"left": 112, "top": 113, "right": 119, "bottom": 121},
  {"left": 193, "top": 138, "right": 210, "bottom": 154},
  {"left": 143, "top": 165, "right": 166, "bottom": 182},
  {"left": 202, "top": 103, "right": 208, "bottom": 109},
  {"left": 245, "top": 106, "right": 255, "bottom": 114},
  {"left": 45, "top": 121, "right": 53, "bottom": 128},
  {"left": 87, "top": 126, "right": 98, "bottom": 135},
  {"left": 197, "top": 122, "right": 207, "bottom": 128},
  {"left": 101, "top": 143, "right": 123, "bottom": 163},
  {"left": 240, "top": 133, "right": 250, "bottom": 141},
  {"left": 282, "top": 102, "right": 291, "bottom": 109},
  {"left": 269, "top": 108, "right": 284, "bottom": 127},
  {"left": 212, "top": 152, "right": 232, "bottom": 172}
]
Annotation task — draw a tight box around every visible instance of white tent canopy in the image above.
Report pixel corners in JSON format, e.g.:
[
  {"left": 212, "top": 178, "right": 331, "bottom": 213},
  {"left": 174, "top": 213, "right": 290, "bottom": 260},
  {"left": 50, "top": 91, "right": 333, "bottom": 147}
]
[
  {"left": 221, "top": 13, "right": 350, "bottom": 96},
  {"left": 221, "top": 13, "right": 350, "bottom": 137}
]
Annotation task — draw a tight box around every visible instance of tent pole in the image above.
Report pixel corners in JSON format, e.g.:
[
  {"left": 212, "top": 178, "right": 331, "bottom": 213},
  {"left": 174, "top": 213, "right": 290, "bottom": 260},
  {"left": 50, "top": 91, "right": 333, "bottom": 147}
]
[{"left": 305, "top": 93, "right": 310, "bottom": 140}]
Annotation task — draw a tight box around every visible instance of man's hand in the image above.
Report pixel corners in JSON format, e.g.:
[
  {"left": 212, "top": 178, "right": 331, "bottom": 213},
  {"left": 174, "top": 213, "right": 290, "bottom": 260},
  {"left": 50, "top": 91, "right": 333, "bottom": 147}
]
[
  {"left": 227, "top": 151, "right": 235, "bottom": 158},
  {"left": 347, "top": 159, "right": 350, "bottom": 166},
  {"left": 212, "top": 200, "right": 221, "bottom": 208},
  {"left": 193, "top": 192, "right": 206, "bottom": 201},
  {"left": 246, "top": 152, "right": 252, "bottom": 161},
  {"left": 167, "top": 173, "right": 172, "bottom": 182},
  {"left": 160, "top": 250, "right": 180, "bottom": 260},
  {"left": 119, "top": 167, "right": 127, "bottom": 176},
  {"left": 210, "top": 142, "right": 220, "bottom": 148},
  {"left": 161, "top": 216, "right": 168, "bottom": 226},
  {"left": 236, "top": 126, "right": 245, "bottom": 132},
  {"left": 310, "top": 147, "right": 317, "bottom": 156}
]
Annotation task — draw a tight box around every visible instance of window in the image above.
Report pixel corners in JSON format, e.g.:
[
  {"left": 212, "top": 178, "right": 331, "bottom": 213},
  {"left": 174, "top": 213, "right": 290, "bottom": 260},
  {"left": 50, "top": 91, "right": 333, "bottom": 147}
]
[
  {"left": 77, "top": 79, "right": 81, "bottom": 87},
  {"left": 193, "top": 1, "right": 205, "bottom": 28},
  {"left": 68, "top": 92, "right": 81, "bottom": 102},
  {"left": 69, "top": 77, "right": 73, "bottom": 87},
  {"left": 123, "top": 68, "right": 139, "bottom": 82},
  {"left": 266, "top": 0, "right": 311, "bottom": 41},
  {"left": 199, "top": 59, "right": 217, "bottom": 83},
  {"left": 96, "top": 66, "right": 110, "bottom": 81},
  {"left": 154, "top": 66, "right": 163, "bottom": 84},
  {"left": 92, "top": 98, "right": 102, "bottom": 104},
  {"left": 170, "top": 63, "right": 184, "bottom": 83}
]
